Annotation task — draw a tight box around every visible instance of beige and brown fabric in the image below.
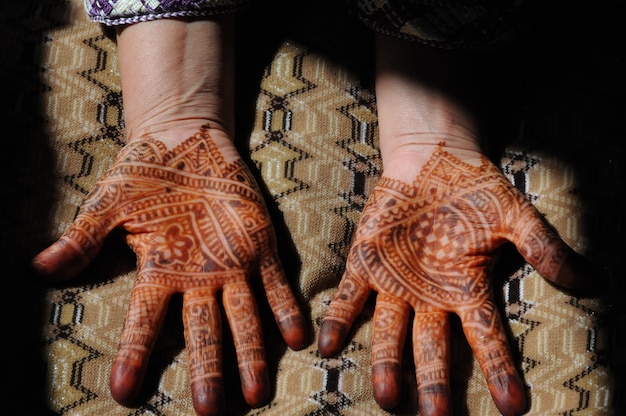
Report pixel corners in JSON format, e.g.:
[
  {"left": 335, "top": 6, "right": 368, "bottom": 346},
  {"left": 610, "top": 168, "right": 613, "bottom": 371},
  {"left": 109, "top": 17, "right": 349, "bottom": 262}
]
[{"left": 2, "top": 0, "right": 624, "bottom": 414}]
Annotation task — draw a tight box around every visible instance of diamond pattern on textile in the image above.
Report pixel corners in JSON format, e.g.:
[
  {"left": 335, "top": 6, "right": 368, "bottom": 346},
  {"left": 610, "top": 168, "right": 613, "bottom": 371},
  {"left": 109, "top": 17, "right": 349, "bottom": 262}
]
[{"left": 309, "top": 356, "right": 356, "bottom": 413}]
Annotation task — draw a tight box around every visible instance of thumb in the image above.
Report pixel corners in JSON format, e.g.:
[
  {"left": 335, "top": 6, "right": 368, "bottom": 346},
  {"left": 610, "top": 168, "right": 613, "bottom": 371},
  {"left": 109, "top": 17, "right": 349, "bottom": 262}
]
[
  {"left": 32, "top": 214, "right": 111, "bottom": 281},
  {"left": 509, "top": 198, "right": 607, "bottom": 296}
]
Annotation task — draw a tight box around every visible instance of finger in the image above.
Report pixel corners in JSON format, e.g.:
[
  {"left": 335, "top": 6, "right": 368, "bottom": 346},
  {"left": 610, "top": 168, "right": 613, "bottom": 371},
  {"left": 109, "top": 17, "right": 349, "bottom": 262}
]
[
  {"left": 222, "top": 282, "right": 270, "bottom": 408},
  {"left": 110, "top": 281, "right": 172, "bottom": 406},
  {"left": 413, "top": 311, "right": 452, "bottom": 416},
  {"left": 318, "top": 265, "right": 371, "bottom": 358},
  {"left": 183, "top": 289, "right": 224, "bottom": 416},
  {"left": 32, "top": 214, "right": 110, "bottom": 280},
  {"left": 32, "top": 180, "right": 120, "bottom": 280},
  {"left": 371, "top": 294, "right": 411, "bottom": 409},
  {"left": 508, "top": 191, "right": 605, "bottom": 293},
  {"left": 259, "top": 250, "right": 308, "bottom": 350},
  {"left": 459, "top": 301, "right": 526, "bottom": 416}
]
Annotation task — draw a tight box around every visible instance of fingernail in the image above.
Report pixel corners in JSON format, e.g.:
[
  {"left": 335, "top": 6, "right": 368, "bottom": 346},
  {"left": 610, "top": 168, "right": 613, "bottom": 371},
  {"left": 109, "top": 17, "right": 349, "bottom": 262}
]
[
  {"left": 191, "top": 378, "right": 224, "bottom": 416},
  {"left": 489, "top": 373, "right": 527, "bottom": 416},
  {"left": 372, "top": 362, "right": 402, "bottom": 409},
  {"left": 318, "top": 320, "right": 347, "bottom": 357}
]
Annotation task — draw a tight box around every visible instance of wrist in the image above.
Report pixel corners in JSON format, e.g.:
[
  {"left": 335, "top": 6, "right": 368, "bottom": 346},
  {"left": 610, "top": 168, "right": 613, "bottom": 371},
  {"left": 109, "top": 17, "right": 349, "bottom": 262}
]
[
  {"left": 375, "top": 33, "right": 485, "bottom": 182},
  {"left": 381, "top": 137, "right": 483, "bottom": 182},
  {"left": 116, "top": 17, "right": 235, "bottom": 149},
  {"left": 128, "top": 122, "right": 241, "bottom": 163}
]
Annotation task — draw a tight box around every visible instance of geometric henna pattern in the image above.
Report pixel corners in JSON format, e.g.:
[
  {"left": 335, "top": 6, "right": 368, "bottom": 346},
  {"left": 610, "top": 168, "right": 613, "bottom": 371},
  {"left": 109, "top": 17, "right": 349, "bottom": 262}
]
[
  {"left": 321, "top": 145, "right": 576, "bottom": 414},
  {"left": 37, "top": 125, "right": 306, "bottom": 413}
]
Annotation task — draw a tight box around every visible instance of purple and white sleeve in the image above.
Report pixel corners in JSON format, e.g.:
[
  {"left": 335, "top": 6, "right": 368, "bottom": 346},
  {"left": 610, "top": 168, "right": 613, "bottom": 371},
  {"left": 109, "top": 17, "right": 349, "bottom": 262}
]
[{"left": 84, "top": 0, "right": 250, "bottom": 26}]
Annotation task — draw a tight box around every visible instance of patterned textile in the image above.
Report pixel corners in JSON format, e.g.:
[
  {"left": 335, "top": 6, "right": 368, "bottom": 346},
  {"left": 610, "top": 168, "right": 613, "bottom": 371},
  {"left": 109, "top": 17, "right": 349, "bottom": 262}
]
[
  {"left": 84, "top": 0, "right": 250, "bottom": 25},
  {"left": 2, "top": 0, "right": 624, "bottom": 415}
]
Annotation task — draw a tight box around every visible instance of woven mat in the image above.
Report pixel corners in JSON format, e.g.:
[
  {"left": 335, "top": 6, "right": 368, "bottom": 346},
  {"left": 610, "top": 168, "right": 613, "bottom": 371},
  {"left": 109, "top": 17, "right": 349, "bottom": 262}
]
[{"left": 2, "top": 0, "right": 624, "bottom": 414}]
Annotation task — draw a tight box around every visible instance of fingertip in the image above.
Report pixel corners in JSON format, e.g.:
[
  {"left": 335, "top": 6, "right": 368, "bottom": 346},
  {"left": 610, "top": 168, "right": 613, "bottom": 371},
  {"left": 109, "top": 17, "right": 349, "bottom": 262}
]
[
  {"left": 488, "top": 373, "right": 527, "bottom": 416},
  {"left": 240, "top": 363, "right": 271, "bottom": 408},
  {"left": 32, "top": 251, "right": 54, "bottom": 276},
  {"left": 243, "top": 384, "right": 271, "bottom": 409},
  {"left": 552, "top": 250, "right": 609, "bottom": 297},
  {"left": 285, "top": 327, "right": 309, "bottom": 351},
  {"left": 317, "top": 319, "right": 348, "bottom": 358},
  {"left": 417, "top": 384, "right": 452, "bottom": 416},
  {"left": 280, "top": 315, "right": 309, "bottom": 351},
  {"left": 191, "top": 378, "right": 225, "bottom": 416},
  {"left": 32, "top": 246, "right": 63, "bottom": 275},
  {"left": 109, "top": 360, "right": 145, "bottom": 406},
  {"left": 372, "top": 363, "right": 402, "bottom": 409},
  {"left": 31, "top": 240, "right": 87, "bottom": 281}
]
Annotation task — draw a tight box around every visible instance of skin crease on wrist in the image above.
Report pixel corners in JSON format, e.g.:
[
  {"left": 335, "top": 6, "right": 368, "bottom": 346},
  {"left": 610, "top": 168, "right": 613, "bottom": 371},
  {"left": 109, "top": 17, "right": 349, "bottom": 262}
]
[
  {"left": 115, "top": 17, "right": 237, "bottom": 158},
  {"left": 375, "top": 33, "right": 485, "bottom": 182}
]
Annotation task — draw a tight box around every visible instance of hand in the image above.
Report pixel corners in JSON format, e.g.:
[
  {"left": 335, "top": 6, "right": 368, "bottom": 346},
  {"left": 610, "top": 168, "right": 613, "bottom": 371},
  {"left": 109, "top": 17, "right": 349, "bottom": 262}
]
[
  {"left": 33, "top": 126, "right": 308, "bottom": 416},
  {"left": 318, "top": 145, "right": 598, "bottom": 416}
]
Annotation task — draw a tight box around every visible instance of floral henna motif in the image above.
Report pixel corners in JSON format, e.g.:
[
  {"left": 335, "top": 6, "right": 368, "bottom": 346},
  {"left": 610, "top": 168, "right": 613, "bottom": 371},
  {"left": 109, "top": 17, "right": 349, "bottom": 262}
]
[
  {"left": 319, "top": 146, "right": 586, "bottom": 415},
  {"left": 34, "top": 126, "right": 307, "bottom": 415}
]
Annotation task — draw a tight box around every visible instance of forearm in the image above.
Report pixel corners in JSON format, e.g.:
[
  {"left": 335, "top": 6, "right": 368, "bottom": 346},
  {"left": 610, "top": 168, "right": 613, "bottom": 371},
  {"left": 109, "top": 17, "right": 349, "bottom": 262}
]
[
  {"left": 116, "top": 16, "right": 235, "bottom": 152},
  {"left": 375, "top": 34, "right": 484, "bottom": 181}
]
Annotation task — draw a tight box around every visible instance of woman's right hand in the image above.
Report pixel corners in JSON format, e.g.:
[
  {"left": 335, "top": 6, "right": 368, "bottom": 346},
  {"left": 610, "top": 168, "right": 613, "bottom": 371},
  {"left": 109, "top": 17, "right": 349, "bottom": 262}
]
[{"left": 34, "top": 125, "right": 309, "bottom": 416}]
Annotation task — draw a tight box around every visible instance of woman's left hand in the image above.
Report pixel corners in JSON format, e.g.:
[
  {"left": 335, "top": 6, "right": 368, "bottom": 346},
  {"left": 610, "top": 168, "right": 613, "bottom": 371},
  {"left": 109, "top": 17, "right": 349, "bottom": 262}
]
[{"left": 318, "top": 146, "right": 597, "bottom": 416}]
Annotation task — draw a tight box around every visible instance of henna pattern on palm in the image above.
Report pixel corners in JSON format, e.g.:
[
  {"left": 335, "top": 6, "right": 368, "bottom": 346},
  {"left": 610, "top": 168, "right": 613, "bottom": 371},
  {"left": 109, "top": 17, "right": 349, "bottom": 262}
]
[
  {"left": 319, "top": 146, "right": 595, "bottom": 416},
  {"left": 34, "top": 126, "right": 308, "bottom": 416}
]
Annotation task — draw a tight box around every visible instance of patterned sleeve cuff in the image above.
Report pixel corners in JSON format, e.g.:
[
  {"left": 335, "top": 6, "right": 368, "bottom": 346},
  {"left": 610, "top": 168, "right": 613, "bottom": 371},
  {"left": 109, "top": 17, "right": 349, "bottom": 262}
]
[
  {"left": 355, "top": 0, "right": 521, "bottom": 49},
  {"left": 84, "top": 0, "right": 250, "bottom": 26}
]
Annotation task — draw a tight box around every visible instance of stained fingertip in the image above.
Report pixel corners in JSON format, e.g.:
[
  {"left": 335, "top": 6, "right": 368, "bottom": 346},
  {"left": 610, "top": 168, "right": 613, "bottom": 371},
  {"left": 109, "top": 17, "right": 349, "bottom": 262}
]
[
  {"left": 240, "top": 362, "right": 271, "bottom": 408},
  {"left": 488, "top": 373, "right": 527, "bottom": 416},
  {"left": 418, "top": 384, "right": 451, "bottom": 416},
  {"left": 318, "top": 319, "right": 348, "bottom": 358},
  {"left": 280, "top": 314, "right": 309, "bottom": 351},
  {"left": 191, "top": 378, "right": 225, "bottom": 416},
  {"left": 109, "top": 360, "right": 145, "bottom": 406},
  {"left": 32, "top": 241, "right": 88, "bottom": 281},
  {"left": 372, "top": 363, "right": 402, "bottom": 409},
  {"left": 552, "top": 249, "right": 609, "bottom": 297},
  {"left": 32, "top": 255, "right": 57, "bottom": 279}
]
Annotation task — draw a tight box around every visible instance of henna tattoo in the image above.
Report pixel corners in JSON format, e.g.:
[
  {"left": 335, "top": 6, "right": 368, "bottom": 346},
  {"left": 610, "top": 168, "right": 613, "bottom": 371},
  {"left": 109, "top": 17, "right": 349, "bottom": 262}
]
[
  {"left": 37, "top": 125, "right": 307, "bottom": 413},
  {"left": 371, "top": 295, "right": 410, "bottom": 408},
  {"left": 413, "top": 313, "right": 449, "bottom": 389},
  {"left": 344, "top": 147, "right": 567, "bottom": 310},
  {"left": 320, "top": 146, "right": 576, "bottom": 414},
  {"left": 184, "top": 291, "right": 222, "bottom": 382}
]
